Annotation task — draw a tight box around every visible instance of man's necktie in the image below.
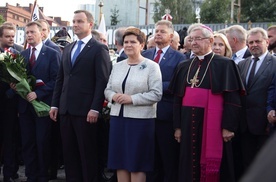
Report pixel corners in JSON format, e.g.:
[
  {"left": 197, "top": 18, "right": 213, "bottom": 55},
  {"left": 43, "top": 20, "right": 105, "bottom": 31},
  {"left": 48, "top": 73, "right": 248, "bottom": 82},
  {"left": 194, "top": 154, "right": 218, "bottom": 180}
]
[
  {"left": 72, "top": 40, "right": 83, "bottom": 65},
  {"left": 247, "top": 57, "right": 259, "bottom": 88},
  {"left": 232, "top": 53, "right": 237, "bottom": 60},
  {"left": 29, "top": 47, "right": 36, "bottom": 69},
  {"left": 154, "top": 49, "right": 162, "bottom": 63}
]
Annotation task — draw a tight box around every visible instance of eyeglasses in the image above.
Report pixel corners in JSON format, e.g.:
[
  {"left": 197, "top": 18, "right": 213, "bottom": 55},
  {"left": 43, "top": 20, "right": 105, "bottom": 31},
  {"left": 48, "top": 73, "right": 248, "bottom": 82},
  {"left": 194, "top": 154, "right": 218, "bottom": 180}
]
[
  {"left": 247, "top": 40, "right": 264, "bottom": 45},
  {"left": 188, "top": 37, "right": 210, "bottom": 42}
]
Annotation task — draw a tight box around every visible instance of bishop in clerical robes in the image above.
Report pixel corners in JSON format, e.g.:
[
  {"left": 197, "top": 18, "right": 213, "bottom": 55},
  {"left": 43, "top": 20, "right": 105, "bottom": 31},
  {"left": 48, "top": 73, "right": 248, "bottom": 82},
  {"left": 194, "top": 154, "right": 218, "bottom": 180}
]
[{"left": 169, "top": 24, "right": 245, "bottom": 182}]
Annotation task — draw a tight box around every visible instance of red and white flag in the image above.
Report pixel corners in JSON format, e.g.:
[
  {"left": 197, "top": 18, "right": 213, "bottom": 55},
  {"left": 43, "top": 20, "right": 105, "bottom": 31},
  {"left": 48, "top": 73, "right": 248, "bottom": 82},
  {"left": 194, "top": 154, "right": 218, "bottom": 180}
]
[{"left": 162, "top": 14, "right": 173, "bottom": 21}]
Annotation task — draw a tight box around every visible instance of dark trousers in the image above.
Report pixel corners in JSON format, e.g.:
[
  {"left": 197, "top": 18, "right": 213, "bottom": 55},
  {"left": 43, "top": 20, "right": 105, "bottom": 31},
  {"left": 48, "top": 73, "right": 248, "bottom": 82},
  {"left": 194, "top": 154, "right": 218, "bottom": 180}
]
[
  {"left": 2, "top": 97, "right": 20, "bottom": 179},
  {"left": 240, "top": 130, "right": 268, "bottom": 174},
  {"left": 60, "top": 114, "right": 98, "bottom": 182},
  {"left": 19, "top": 105, "right": 52, "bottom": 182},
  {"left": 147, "top": 119, "right": 179, "bottom": 182},
  {"left": 48, "top": 119, "right": 62, "bottom": 179}
]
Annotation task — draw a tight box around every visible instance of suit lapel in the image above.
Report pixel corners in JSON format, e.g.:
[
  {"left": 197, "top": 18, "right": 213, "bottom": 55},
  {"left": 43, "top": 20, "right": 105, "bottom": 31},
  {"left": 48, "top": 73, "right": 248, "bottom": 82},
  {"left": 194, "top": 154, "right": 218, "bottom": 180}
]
[
  {"left": 249, "top": 54, "right": 272, "bottom": 88},
  {"left": 32, "top": 45, "right": 46, "bottom": 70},
  {"left": 159, "top": 47, "right": 172, "bottom": 67},
  {"left": 68, "top": 41, "right": 76, "bottom": 68},
  {"left": 241, "top": 58, "right": 251, "bottom": 87},
  {"left": 72, "top": 38, "right": 94, "bottom": 68}
]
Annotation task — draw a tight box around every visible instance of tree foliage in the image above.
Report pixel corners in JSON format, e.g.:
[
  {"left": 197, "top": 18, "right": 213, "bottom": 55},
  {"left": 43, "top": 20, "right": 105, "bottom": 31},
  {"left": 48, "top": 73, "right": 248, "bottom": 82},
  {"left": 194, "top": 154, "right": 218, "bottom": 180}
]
[
  {"left": 240, "top": 0, "right": 276, "bottom": 22},
  {"left": 110, "top": 6, "right": 120, "bottom": 26},
  {"left": 200, "top": 0, "right": 231, "bottom": 23},
  {"left": 0, "top": 15, "right": 5, "bottom": 25},
  {"left": 200, "top": 0, "right": 276, "bottom": 23},
  {"left": 153, "top": 0, "right": 195, "bottom": 24}
]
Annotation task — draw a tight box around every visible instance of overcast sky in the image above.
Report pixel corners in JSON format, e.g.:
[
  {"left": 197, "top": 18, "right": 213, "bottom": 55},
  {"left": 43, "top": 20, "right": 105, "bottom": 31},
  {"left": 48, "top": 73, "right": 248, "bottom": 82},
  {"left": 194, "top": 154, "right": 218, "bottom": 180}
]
[{"left": 0, "top": 0, "right": 92, "bottom": 23}]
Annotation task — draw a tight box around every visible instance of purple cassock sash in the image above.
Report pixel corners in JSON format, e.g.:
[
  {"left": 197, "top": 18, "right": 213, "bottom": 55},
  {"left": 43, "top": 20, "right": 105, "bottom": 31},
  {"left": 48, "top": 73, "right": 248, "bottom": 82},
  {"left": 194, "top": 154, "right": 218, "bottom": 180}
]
[{"left": 182, "top": 87, "right": 223, "bottom": 182}]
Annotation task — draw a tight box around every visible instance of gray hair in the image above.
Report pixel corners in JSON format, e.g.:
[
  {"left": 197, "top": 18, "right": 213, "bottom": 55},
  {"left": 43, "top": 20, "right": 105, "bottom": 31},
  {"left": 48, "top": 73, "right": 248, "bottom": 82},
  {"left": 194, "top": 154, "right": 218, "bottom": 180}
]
[
  {"left": 247, "top": 27, "right": 268, "bottom": 40},
  {"left": 155, "top": 20, "right": 174, "bottom": 33},
  {"left": 115, "top": 27, "right": 127, "bottom": 46},
  {"left": 225, "top": 25, "right": 247, "bottom": 43}
]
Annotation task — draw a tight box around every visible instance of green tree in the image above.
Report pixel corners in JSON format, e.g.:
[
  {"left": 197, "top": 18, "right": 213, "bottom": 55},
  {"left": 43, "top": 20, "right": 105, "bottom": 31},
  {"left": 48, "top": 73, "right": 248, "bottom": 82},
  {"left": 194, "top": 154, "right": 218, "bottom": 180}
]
[
  {"left": 0, "top": 15, "right": 5, "bottom": 25},
  {"left": 200, "top": 0, "right": 276, "bottom": 23},
  {"left": 110, "top": 6, "right": 120, "bottom": 26},
  {"left": 240, "top": 0, "right": 276, "bottom": 22},
  {"left": 153, "top": 0, "right": 195, "bottom": 24},
  {"left": 200, "top": 0, "right": 231, "bottom": 23}
]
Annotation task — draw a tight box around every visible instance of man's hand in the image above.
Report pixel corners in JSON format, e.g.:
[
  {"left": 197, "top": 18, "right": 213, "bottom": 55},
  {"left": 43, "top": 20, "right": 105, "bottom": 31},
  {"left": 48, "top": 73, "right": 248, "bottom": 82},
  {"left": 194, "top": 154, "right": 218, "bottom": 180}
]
[
  {"left": 268, "top": 110, "right": 276, "bottom": 123},
  {"left": 26, "top": 92, "right": 37, "bottom": 102},
  {"left": 10, "top": 83, "right": 16, "bottom": 90},
  {"left": 174, "top": 128, "right": 181, "bottom": 143},
  {"left": 49, "top": 108, "right": 58, "bottom": 122},
  {"left": 87, "top": 110, "right": 99, "bottom": 123},
  {"left": 222, "top": 129, "right": 235, "bottom": 142}
]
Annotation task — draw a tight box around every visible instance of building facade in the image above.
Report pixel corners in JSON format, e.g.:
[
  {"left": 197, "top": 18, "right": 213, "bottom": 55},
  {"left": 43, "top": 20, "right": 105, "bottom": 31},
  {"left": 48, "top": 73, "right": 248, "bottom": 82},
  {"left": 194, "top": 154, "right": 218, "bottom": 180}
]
[
  {"left": 93, "top": 0, "right": 156, "bottom": 26},
  {"left": 0, "top": 3, "right": 70, "bottom": 27}
]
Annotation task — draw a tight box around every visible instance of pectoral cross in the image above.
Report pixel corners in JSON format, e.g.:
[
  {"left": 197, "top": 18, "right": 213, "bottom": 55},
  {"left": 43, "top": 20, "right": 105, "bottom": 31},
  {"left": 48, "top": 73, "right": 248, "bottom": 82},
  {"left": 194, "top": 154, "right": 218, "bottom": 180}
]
[
  {"left": 190, "top": 76, "right": 199, "bottom": 88},
  {"left": 190, "top": 66, "right": 200, "bottom": 88}
]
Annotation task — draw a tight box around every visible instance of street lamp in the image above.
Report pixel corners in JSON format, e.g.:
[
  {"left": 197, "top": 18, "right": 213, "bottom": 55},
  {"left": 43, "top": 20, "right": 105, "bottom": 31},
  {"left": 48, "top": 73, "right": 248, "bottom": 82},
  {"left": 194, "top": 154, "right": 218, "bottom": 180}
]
[{"left": 98, "top": 1, "right": 104, "bottom": 23}]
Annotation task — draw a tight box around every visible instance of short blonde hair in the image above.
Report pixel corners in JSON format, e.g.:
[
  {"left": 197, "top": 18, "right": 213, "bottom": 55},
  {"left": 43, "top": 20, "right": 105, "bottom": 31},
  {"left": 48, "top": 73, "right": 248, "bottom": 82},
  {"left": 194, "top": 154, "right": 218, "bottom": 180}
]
[{"left": 214, "top": 32, "right": 232, "bottom": 58}]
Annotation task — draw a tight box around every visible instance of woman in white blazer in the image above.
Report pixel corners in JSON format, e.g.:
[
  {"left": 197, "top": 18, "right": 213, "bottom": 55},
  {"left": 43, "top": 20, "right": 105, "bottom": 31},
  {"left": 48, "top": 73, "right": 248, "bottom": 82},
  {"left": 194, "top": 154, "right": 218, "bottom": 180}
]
[{"left": 104, "top": 27, "right": 162, "bottom": 182}]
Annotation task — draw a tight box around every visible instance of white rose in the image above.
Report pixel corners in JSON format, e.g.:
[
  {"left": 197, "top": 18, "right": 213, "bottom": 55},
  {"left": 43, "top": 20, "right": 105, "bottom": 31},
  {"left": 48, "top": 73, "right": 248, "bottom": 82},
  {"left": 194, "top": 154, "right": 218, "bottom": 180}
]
[{"left": 0, "top": 53, "right": 5, "bottom": 61}]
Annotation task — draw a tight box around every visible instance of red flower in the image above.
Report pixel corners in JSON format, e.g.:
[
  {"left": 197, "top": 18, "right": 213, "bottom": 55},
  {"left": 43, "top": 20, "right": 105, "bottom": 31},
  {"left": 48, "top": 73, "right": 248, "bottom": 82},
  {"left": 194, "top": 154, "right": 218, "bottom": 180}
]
[{"left": 103, "top": 100, "right": 108, "bottom": 107}]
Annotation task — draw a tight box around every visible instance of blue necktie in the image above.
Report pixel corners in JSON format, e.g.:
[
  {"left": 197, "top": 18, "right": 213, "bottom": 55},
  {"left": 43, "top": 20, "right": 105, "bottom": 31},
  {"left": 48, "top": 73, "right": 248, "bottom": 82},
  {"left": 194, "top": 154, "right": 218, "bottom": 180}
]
[
  {"left": 232, "top": 53, "right": 237, "bottom": 60},
  {"left": 72, "top": 40, "right": 83, "bottom": 65}
]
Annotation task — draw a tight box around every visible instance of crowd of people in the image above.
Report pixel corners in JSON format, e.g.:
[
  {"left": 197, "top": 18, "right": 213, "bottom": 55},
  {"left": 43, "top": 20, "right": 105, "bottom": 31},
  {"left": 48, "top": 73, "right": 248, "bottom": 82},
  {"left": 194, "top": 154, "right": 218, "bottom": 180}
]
[{"left": 0, "top": 9, "right": 276, "bottom": 182}]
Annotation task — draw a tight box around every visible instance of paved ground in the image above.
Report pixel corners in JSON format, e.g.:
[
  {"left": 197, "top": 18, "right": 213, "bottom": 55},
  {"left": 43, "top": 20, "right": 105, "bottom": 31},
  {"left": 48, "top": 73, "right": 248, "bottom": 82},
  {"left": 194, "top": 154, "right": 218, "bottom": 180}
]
[
  {"left": 0, "top": 166, "right": 115, "bottom": 182},
  {"left": 0, "top": 166, "right": 66, "bottom": 182}
]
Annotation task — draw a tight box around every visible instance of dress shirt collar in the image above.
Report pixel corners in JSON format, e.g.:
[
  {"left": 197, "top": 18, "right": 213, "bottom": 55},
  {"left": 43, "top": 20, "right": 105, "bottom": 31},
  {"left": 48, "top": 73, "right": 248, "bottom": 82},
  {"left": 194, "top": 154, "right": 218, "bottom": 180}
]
[
  {"left": 197, "top": 51, "right": 213, "bottom": 60},
  {"left": 79, "top": 34, "right": 92, "bottom": 45},
  {"left": 32, "top": 42, "right": 43, "bottom": 52},
  {"left": 250, "top": 50, "right": 268, "bottom": 63},
  {"left": 155, "top": 45, "right": 170, "bottom": 55}
]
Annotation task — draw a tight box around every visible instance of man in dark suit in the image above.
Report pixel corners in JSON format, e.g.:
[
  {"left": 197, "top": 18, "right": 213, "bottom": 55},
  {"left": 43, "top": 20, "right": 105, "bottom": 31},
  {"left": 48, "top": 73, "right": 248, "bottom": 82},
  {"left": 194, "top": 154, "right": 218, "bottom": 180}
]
[
  {"left": 37, "top": 19, "right": 61, "bottom": 54},
  {"left": 49, "top": 10, "right": 111, "bottom": 182},
  {"left": 225, "top": 25, "right": 251, "bottom": 64},
  {"left": 16, "top": 21, "right": 60, "bottom": 182},
  {"left": 115, "top": 27, "right": 128, "bottom": 62},
  {"left": 37, "top": 19, "right": 62, "bottom": 180},
  {"left": 238, "top": 27, "right": 276, "bottom": 175},
  {"left": 143, "top": 20, "right": 186, "bottom": 182},
  {"left": 0, "top": 22, "right": 21, "bottom": 182}
]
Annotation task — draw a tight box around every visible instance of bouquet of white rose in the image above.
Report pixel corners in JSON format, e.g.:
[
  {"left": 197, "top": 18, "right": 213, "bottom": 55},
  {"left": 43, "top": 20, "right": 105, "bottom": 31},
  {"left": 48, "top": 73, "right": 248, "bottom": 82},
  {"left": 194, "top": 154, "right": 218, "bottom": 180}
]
[
  {"left": 0, "top": 49, "right": 50, "bottom": 117},
  {"left": 109, "top": 49, "right": 119, "bottom": 65}
]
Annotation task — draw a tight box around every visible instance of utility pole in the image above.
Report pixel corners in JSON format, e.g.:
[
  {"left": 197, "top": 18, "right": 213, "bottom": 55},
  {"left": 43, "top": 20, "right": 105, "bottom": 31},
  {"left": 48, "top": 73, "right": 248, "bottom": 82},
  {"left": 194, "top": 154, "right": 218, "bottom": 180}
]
[
  {"left": 230, "top": 0, "right": 241, "bottom": 23},
  {"left": 138, "top": 0, "right": 149, "bottom": 25}
]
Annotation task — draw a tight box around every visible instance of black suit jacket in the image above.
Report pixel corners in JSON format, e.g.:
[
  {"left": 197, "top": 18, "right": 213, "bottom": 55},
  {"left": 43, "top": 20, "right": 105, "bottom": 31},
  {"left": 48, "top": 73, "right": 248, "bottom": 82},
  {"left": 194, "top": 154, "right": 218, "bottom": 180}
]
[
  {"left": 13, "top": 43, "right": 24, "bottom": 52},
  {"left": 116, "top": 50, "right": 128, "bottom": 62},
  {"left": 243, "top": 48, "right": 252, "bottom": 59},
  {"left": 238, "top": 53, "right": 276, "bottom": 134},
  {"left": 44, "top": 39, "right": 61, "bottom": 54},
  {"left": 52, "top": 37, "right": 111, "bottom": 116}
]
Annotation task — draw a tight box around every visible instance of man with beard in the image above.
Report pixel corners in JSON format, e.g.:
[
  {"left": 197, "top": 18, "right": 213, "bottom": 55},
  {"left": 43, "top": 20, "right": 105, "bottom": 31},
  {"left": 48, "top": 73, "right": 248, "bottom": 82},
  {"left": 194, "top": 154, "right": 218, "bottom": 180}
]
[{"left": 267, "top": 25, "right": 276, "bottom": 55}]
